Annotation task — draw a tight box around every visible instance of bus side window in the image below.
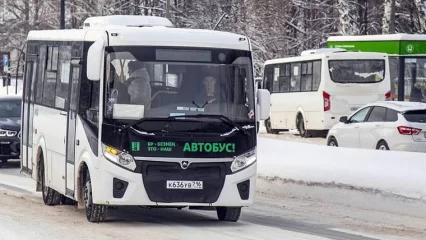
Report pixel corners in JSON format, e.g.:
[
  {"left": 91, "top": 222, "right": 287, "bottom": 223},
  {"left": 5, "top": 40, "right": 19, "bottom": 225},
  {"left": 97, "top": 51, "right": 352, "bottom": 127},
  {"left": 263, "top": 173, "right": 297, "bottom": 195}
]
[
  {"left": 264, "top": 65, "right": 274, "bottom": 92},
  {"left": 42, "top": 46, "right": 59, "bottom": 107},
  {"left": 35, "top": 45, "right": 47, "bottom": 104},
  {"left": 279, "top": 63, "right": 290, "bottom": 93},
  {"left": 312, "top": 60, "right": 322, "bottom": 91},
  {"left": 55, "top": 45, "right": 72, "bottom": 110},
  {"left": 290, "top": 63, "right": 301, "bottom": 92}
]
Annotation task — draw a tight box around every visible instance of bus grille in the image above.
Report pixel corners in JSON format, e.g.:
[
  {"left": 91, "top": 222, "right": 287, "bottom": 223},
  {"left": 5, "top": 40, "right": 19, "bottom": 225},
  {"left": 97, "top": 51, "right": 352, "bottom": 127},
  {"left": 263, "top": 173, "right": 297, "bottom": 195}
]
[{"left": 138, "top": 161, "right": 228, "bottom": 203}]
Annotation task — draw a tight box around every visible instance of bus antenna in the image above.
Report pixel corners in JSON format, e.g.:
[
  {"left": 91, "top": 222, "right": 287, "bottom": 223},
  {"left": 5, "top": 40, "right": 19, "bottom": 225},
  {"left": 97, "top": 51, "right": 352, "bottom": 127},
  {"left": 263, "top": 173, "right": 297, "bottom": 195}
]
[{"left": 213, "top": 13, "right": 227, "bottom": 30}]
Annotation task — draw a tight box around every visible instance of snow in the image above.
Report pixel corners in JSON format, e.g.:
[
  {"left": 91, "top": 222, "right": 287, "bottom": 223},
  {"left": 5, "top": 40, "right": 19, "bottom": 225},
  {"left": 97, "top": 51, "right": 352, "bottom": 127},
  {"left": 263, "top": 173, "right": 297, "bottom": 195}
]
[
  {"left": 0, "top": 78, "right": 23, "bottom": 96},
  {"left": 257, "top": 136, "right": 426, "bottom": 199}
]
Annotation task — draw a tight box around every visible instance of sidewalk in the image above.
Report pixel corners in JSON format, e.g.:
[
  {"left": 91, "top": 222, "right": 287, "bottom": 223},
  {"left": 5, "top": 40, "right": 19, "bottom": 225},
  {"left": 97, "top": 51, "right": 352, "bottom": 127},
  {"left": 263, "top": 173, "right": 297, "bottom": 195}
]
[{"left": 0, "top": 167, "right": 37, "bottom": 194}]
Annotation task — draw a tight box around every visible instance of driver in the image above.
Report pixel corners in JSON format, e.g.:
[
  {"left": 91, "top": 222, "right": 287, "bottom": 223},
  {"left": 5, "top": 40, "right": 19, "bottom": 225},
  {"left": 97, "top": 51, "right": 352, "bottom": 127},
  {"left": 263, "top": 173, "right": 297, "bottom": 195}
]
[
  {"left": 127, "top": 61, "right": 152, "bottom": 109},
  {"left": 195, "top": 75, "right": 217, "bottom": 104}
]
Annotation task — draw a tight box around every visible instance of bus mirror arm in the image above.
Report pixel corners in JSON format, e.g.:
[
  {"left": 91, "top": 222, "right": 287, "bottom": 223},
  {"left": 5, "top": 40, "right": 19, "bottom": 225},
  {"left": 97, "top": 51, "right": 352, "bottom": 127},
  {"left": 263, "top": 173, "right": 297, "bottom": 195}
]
[
  {"left": 87, "top": 39, "right": 105, "bottom": 81},
  {"left": 257, "top": 89, "right": 270, "bottom": 121}
]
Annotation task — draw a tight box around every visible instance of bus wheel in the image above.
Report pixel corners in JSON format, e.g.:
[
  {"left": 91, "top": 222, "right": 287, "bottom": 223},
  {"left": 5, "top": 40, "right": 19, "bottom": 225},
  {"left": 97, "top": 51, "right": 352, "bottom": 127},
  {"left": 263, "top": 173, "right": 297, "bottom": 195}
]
[
  {"left": 84, "top": 171, "right": 108, "bottom": 222},
  {"left": 216, "top": 207, "right": 241, "bottom": 222},
  {"left": 297, "top": 115, "right": 308, "bottom": 138},
  {"left": 265, "top": 118, "right": 279, "bottom": 134},
  {"left": 40, "top": 159, "right": 61, "bottom": 206}
]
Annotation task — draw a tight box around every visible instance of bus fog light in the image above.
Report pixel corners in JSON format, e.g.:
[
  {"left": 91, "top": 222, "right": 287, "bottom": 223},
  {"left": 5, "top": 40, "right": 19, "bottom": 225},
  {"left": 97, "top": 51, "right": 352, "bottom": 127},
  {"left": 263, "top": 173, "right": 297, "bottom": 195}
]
[{"left": 231, "top": 149, "right": 256, "bottom": 173}]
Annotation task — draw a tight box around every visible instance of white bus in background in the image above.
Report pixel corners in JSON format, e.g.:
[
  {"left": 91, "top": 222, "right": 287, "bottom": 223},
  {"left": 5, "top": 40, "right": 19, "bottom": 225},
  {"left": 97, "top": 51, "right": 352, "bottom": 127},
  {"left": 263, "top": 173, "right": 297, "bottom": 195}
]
[
  {"left": 20, "top": 15, "right": 270, "bottom": 223},
  {"left": 263, "top": 48, "right": 391, "bottom": 137}
]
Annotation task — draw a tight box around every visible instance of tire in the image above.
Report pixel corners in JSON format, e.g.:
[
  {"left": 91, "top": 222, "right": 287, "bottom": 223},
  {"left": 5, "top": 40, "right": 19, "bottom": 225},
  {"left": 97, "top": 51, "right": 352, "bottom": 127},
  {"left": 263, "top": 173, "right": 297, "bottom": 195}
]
[
  {"left": 265, "top": 118, "right": 279, "bottom": 134},
  {"left": 216, "top": 207, "right": 241, "bottom": 222},
  {"left": 327, "top": 137, "right": 338, "bottom": 147},
  {"left": 256, "top": 121, "right": 260, "bottom": 133},
  {"left": 1, "top": 159, "right": 7, "bottom": 164},
  {"left": 40, "top": 158, "right": 61, "bottom": 206},
  {"left": 297, "top": 114, "right": 309, "bottom": 138},
  {"left": 376, "top": 140, "right": 390, "bottom": 150},
  {"left": 84, "top": 170, "right": 108, "bottom": 222}
]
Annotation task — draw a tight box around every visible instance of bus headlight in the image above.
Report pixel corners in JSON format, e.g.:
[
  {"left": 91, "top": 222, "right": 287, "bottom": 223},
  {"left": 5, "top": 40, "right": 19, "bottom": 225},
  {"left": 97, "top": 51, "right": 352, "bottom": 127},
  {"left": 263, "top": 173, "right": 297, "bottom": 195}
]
[
  {"left": 103, "top": 145, "right": 137, "bottom": 171},
  {"left": 231, "top": 148, "right": 256, "bottom": 173}
]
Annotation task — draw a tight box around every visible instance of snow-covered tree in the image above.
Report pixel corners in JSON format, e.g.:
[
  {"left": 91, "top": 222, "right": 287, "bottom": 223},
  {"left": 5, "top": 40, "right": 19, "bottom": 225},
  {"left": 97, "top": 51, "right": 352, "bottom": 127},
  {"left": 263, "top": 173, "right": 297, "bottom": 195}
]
[{"left": 338, "top": 0, "right": 358, "bottom": 35}]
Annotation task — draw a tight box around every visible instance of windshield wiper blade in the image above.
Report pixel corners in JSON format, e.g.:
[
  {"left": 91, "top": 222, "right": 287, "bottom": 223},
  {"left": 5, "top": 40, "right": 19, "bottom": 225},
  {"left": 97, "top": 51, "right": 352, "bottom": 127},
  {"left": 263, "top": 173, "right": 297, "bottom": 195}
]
[
  {"left": 122, "top": 114, "right": 248, "bottom": 135},
  {"left": 121, "top": 116, "right": 176, "bottom": 131},
  {"left": 188, "top": 114, "right": 248, "bottom": 135}
]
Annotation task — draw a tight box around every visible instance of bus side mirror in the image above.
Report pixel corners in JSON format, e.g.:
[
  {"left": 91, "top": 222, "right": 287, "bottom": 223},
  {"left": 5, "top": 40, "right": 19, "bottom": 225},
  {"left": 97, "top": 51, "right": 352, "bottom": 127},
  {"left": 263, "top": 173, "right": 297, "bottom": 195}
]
[
  {"left": 257, "top": 89, "right": 270, "bottom": 120},
  {"left": 87, "top": 39, "right": 105, "bottom": 81},
  {"left": 113, "top": 104, "right": 145, "bottom": 120}
]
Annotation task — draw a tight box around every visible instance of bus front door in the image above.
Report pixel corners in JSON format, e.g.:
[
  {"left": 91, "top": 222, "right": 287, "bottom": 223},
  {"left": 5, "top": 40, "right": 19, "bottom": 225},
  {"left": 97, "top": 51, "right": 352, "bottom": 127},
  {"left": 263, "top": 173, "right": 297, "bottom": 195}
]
[{"left": 65, "top": 61, "right": 81, "bottom": 198}]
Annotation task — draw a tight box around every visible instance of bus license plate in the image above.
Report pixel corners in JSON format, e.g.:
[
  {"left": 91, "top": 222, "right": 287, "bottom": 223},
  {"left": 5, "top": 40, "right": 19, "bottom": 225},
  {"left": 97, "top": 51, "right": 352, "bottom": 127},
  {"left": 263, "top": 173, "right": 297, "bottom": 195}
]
[{"left": 166, "top": 181, "right": 203, "bottom": 189}]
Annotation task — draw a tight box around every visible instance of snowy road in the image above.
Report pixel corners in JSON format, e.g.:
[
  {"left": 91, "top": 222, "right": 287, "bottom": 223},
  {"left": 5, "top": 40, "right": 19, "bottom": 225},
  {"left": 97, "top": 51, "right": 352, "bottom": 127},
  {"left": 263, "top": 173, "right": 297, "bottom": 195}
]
[{"left": 1, "top": 161, "right": 425, "bottom": 240}]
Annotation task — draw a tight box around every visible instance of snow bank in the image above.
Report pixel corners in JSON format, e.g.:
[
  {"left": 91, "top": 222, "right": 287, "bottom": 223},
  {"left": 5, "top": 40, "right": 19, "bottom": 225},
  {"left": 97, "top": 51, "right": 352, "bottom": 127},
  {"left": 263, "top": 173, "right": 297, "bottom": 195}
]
[{"left": 257, "top": 137, "right": 426, "bottom": 199}]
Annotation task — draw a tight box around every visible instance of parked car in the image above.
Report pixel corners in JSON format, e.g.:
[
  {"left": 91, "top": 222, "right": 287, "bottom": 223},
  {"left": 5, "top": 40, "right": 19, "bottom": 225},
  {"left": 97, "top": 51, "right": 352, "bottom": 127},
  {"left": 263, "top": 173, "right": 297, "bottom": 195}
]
[
  {"left": 0, "top": 95, "right": 21, "bottom": 163},
  {"left": 327, "top": 101, "right": 426, "bottom": 152}
]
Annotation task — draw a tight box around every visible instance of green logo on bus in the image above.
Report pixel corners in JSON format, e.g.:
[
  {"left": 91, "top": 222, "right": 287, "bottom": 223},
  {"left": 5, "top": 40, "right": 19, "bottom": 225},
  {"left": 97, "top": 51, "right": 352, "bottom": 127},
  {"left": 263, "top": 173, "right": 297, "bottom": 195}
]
[{"left": 131, "top": 142, "right": 140, "bottom": 151}]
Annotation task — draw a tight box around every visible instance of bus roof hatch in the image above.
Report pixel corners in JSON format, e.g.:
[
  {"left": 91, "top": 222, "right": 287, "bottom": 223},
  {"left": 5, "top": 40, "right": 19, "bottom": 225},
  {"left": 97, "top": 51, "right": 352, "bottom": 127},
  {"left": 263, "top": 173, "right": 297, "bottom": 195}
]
[
  {"left": 300, "top": 48, "right": 347, "bottom": 56},
  {"left": 83, "top": 15, "right": 174, "bottom": 29}
]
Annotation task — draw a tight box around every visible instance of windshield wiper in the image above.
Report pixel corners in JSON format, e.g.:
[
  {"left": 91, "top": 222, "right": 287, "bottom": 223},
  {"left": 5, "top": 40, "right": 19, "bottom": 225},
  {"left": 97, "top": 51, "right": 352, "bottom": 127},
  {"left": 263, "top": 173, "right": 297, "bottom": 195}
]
[
  {"left": 121, "top": 114, "right": 248, "bottom": 135},
  {"left": 187, "top": 114, "right": 248, "bottom": 135},
  {"left": 121, "top": 116, "right": 177, "bottom": 131}
]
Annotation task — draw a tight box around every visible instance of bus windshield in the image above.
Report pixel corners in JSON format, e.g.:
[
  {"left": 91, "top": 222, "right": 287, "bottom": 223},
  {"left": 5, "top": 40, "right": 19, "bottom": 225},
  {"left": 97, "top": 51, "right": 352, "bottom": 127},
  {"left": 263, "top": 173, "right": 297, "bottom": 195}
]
[
  {"left": 328, "top": 59, "right": 385, "bottom": 84},
  {"left": 104, "top": 46, "right": 255, "bottom": 129}
]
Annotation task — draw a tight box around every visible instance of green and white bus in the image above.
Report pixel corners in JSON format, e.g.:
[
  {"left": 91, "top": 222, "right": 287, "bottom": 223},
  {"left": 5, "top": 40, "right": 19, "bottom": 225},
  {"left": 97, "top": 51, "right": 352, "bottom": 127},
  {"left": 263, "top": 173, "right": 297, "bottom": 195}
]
[{"left": 328, "top": 34, "right": 426, "bottom": 102}]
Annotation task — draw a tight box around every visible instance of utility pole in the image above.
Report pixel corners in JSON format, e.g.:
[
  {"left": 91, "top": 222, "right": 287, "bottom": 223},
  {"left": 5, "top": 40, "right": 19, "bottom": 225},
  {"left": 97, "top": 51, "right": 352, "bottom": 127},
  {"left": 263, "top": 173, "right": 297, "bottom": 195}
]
[
  {"left": 60, "top": 0, "right": 65, "bottom": 29},
  {"left": 165, "top": 0, "right": 170, "bottom": 19}
]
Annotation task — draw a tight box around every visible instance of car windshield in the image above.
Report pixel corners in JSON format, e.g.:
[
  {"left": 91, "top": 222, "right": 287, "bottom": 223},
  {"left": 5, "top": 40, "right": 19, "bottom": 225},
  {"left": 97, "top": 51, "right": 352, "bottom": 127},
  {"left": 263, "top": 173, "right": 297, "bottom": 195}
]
[
  {"left": 329, "top": 60, "right": 385, "bottom": 83},
  {"left": 104, "top": 46, "right": 255, "bottom": 126},
  {"left": 0, "top": 100, "right": 21, "bottom": 118}
]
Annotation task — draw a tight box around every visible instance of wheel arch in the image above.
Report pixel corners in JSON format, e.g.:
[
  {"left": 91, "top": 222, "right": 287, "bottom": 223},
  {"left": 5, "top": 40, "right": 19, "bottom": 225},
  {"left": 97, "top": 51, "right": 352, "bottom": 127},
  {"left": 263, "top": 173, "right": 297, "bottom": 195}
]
[
  {"left": 295, "top": 107, "right": 307, "bottom": 128},
  {"left": 376, "top": 139, "right": 389, "bottom": 149},
  {"left": 35, "top": 136, "right": 47, "bottom": 192},
  {"left": 76, "top": 150, "right": 95, "bottom": 209}
]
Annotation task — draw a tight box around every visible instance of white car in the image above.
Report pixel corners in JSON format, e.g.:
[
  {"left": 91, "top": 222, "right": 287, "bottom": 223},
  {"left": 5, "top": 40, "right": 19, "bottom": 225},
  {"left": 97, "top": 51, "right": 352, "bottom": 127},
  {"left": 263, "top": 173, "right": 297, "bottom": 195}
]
[{"left": 326, "top": 101, "right": 426, "bottom": 152}]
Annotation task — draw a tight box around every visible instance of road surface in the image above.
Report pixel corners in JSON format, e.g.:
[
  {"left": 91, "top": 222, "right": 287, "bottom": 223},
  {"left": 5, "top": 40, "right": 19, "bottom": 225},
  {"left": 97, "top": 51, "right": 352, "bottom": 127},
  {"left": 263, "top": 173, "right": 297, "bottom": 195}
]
[{"left": 0, "top": 161, "right": 425, "bottom": 240}]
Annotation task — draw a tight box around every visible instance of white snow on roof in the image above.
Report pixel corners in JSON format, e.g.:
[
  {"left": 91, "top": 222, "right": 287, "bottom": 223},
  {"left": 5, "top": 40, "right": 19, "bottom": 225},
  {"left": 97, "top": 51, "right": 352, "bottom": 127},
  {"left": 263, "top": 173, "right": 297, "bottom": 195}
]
[{"left": 370, "top": 101, "right": 426, "bottom": 112}]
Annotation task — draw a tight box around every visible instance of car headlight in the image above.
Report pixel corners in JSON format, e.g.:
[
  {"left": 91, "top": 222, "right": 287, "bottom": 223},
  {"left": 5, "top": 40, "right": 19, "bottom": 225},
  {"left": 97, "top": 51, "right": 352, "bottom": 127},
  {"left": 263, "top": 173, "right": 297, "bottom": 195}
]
[
  {"left": 103, "top": 144, "right": 137, "bottom": 171},
  {"left": 0, "top": 129, "right": 17, "bottom": 137},
  {"left": 230, "top": 148, "right": 256, "bottom": 173}
]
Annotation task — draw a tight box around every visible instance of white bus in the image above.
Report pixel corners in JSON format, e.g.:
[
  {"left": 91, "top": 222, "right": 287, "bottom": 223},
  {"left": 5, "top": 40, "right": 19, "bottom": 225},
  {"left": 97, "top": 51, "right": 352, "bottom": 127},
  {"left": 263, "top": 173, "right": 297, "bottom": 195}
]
[
  {"left": 20, "top": 15, "right": 270, "bottom": 222},
  {"left": 263, "top": 48, "right": 391, "bottom": 137}
]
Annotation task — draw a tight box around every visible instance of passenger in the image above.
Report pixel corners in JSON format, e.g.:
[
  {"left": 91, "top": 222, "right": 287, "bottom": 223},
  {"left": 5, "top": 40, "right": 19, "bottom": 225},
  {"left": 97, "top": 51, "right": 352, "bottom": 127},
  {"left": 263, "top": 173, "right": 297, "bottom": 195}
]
[{"left": 127, "top": 61, "right": 152, "bottom": 108}]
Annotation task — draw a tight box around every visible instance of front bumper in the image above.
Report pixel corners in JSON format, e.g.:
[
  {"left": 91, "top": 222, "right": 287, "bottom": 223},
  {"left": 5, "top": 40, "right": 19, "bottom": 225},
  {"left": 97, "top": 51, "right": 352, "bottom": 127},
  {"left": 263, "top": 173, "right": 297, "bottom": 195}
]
[
  {"left": 92, "top": 156, "right": 256, "bottom": 207},
  {"left": 0, "top": 136, "right": 20, "bottom": 159}
]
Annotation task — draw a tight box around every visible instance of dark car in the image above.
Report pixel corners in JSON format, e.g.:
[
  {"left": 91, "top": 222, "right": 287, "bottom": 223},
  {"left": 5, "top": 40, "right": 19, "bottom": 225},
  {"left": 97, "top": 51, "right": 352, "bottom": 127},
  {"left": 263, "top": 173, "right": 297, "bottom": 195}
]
[{"left": 0, "top": 95, "right": 21, "bottom": 164}]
